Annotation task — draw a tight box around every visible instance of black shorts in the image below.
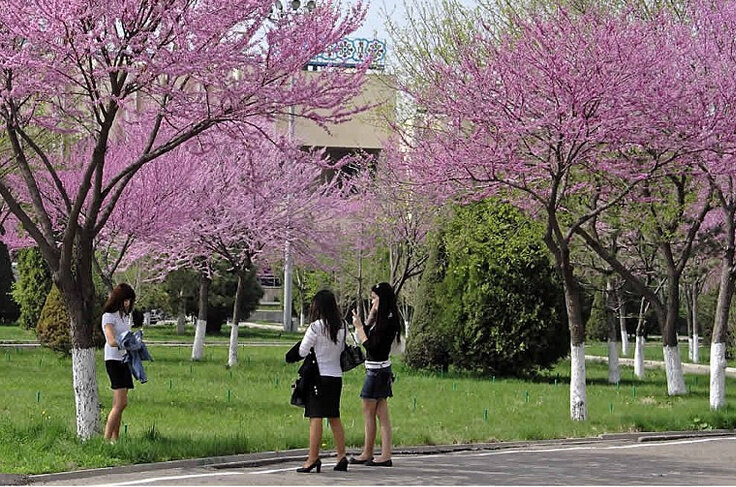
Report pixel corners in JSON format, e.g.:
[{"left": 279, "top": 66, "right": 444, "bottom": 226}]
[
  {"left": 105, "top": 360, "right": 134, "bottom": 390},
  {"left": 360, "top": 366, "right": 393, "bottom": 400},
  {"left": 305, "top": 376, "right": 342, "bottom": 418}
]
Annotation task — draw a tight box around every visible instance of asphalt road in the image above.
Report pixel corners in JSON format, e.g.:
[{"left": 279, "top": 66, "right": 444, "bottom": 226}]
[{"left": 27, "top": 434, "right": 736, "bottom": 486}]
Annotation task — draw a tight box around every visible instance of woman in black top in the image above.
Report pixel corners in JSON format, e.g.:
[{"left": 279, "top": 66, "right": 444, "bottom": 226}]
[{"left": 350, "top": 282, "right": 401, "bottom": 467}]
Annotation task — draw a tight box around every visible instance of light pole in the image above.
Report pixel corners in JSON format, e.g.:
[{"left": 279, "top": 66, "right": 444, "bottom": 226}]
[{"left": 273, "top": 0, "right": 315, "bottom": 332}]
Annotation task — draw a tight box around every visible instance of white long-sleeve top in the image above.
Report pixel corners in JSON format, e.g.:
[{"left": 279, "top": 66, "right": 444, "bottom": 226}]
[{"left": 299, "top": 319, "right": 345, "bottom": 378}]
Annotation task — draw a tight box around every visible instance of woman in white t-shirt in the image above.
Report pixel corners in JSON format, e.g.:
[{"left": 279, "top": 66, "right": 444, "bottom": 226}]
[
  {"left": 295, "top": 290, "right": 347, "bottom": 473},
  {"left": 101, "top": 283, "right": 136, "bottom": 442}
]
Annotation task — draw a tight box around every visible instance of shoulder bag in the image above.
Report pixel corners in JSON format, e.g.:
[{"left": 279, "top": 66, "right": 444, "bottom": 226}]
[{"left": 340, "top": 321, "right": 365, "bottom": 372}]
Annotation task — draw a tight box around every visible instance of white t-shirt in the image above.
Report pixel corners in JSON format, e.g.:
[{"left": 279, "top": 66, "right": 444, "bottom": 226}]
[
  {"left": 299, "top": 320, "right": 345, "bottom": 378},
  {"left": 102, "top": 311, "right": 131, "bottom": 361}
]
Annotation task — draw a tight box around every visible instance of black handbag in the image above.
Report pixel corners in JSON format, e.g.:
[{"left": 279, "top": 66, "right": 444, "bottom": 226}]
[
  {"left": 290, "top": 377, "right": 306, "bottom": 407},
  {"left": 340, "top": 322, "right": 365, "bottom": 372},
  {"left": 289, "top": 346, "right": 319, "bottom": 408}
]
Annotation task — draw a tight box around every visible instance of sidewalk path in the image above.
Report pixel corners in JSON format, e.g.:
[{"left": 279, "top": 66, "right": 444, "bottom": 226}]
[
  {"left": 25, "top": 431, "right": 736, "bottom": 486},
  {"left": 585, "top": 355, "right": 736, "bottom": 378}
]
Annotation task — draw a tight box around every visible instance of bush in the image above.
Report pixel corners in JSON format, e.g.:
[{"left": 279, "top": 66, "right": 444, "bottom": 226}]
[
  {"left": 585, "top": 287, "right": 609, "bottom": 341},
  {"left": 11, "top": 247, "right": 52, "bottom": 330},
  {"left": 36, "top": 286, "right": 71, "bottom": 354},
  {"left": 404, "top": 231, "right": 452, "bottom": 372},
  {"left": 406, "top": 199, "right": 569, "bottom": 377},
  {"left": 36, "top": 286, "right": 105, "bottom": 355},
  {"left": 205, "top": 267, "right": 264, "bottom": 335},
  {"left": 0, "top": 242, "right": 19, "bottom": 324}
]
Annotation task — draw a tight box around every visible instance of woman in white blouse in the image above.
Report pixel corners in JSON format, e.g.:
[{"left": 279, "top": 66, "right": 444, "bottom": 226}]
[{"left": 296, "top": 290, "right": 348, "bottom": 473}]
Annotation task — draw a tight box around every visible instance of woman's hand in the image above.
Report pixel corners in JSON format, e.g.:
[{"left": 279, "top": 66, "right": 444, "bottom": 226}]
[{"left": 352, "top": 308, "right": 363, "bottom": 329}]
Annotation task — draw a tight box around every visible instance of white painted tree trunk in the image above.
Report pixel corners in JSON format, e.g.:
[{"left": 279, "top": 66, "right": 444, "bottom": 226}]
[
  {"left": 710, "top": 342, "right": 727, "bottom": 410},
  {"left": 71, "top": 348, "right": 101, "bottom": 440},
  {"left": 692, "top": 334, "right": 700, "bottom": 363},
  {"left": 620, "top": 330, "right": 629, "bottom": 357},
  {"left": 300, "top": 311, "right": 304, "bottom": 330},
  {"left": 570, "top": 343, "right": 587, "bottom": 421},
  {"left": 688, "top": 337, "right": 694, "bottom": 362},
  {"left": 617, "top": 294, "right": 629, "bottom": 356},
  {"left": 607, "top": 341, "right": 620, "bottom": 384},
  {"left": 634, "top": 336, "right": 646, "bottom": 379},
  {"left": 663, "top": 345, "right": 687, "bottom": 395},
  {"left": 228, "top": 322, "right": 239, "bottom": 368},
  {"left": 192, "top": 319, "right": 207, "bottom": 361}
]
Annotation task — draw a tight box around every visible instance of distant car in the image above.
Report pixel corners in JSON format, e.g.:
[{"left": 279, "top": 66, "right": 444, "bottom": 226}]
[{"left": 148, "top": 309, "right": 164, "bottom": 324}]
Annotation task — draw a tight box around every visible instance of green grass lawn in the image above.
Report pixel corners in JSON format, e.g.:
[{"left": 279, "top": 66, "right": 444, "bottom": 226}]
[
  {"left": 2, "top": 344, "right": 736, "bottom": 474},
  {"left": 585, "top": 340, "right": 736, "bottom": 368},
  {"left": 0, "top": 323, "right": 301, "bottom": 344}
]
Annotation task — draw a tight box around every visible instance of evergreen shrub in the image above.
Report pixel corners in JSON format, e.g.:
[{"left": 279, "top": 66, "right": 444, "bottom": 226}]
[{"left": 405, "top": 199, "right": 569, "bottom": 377}]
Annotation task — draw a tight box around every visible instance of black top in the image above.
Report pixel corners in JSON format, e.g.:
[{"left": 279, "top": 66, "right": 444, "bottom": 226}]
[{"left": 362, "top": 311, "right": 396, "bottom": 362}]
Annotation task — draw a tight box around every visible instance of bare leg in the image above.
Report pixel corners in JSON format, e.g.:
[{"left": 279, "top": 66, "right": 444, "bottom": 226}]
[
  {"left": 304, "top": 418, "right": 323, "bottom": 467},
  {"left": 328, "top": 418, "right": 346, "bottom": 460},
  {"left": 104, "top": 389, "right": 128, "bottom": 441},
  {"left": 373, "top": 399, "right": 392, "bottom": 461},
  {"left": 357, "top": 399, "right": 377, "bottom": 460}
]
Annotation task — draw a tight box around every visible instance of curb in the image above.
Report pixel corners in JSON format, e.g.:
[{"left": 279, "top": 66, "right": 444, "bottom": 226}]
[{"left": 27, "top": 431, "right": 735, "bottom": 483}]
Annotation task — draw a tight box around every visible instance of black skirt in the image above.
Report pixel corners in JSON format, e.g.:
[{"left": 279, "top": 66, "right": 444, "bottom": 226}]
[
  {"left": 105, "top": 360, "right": 134, "bottom": 390},
  {"left": 305, "top": 376, "right": 342, "bottom": 418}
]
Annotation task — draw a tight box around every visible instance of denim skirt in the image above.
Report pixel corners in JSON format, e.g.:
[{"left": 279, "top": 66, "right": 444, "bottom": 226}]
[{"left": 360, "top": 366, "right": 393, "bottom": 400}]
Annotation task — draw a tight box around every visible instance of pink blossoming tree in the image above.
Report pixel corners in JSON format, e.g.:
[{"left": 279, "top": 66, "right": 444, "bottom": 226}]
[{"left": 0, "top": 0, "right": 367, "bottom": 438}]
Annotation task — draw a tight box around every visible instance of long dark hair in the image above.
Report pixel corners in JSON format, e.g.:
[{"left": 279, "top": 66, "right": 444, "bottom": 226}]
[
  {"left": 103, "top": 283, "right": 136, "bottom": 315},
  {"left": 371, "top": 282, "right": 401, "bottom": 343},
  {"left": 309, "top": 289, "right": 342, "bottom": 344}
]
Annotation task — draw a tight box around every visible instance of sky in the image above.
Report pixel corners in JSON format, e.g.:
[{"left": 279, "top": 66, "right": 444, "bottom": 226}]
[{"left": 350, "top": 0, "right": 480, "bottom": 62}]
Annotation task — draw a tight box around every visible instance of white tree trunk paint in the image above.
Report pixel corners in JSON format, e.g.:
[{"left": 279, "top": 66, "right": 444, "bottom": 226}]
[
  {"left": 191, "top": 319, "right": 207, "bottom": 361},
  {"left": 710, "top": 342, "right": 727, "bottom": 410},
  {"left": 300, "top": 311, "right": 304, "bottom": 330},
  {"left": 634, "top": 336, "right": 646, "bottom": 379},
  {"left": 688, "top": 337, "right": 694, "bottom": 362},
  {"left": 71, "top": 348, "right": 101, "bottom": 440},
  {"left": 620, "top": 330, "right": 629, "bottom": 356},
  {"left": 663, "top": 345, "right": 687, "bottom": 395},
  {"left": 228, "top": 322, "right": 239, "bottom": 368},
  {"left": 692, "top": 334, "right": 700, "bottom": 363},
  {"left": 404, "top": 319, "right": 410, "bottom": 338},
  {"left": 607, "top": 341, "right": 620, "bottom": 384},
  {"left": 570, "top": 343, "right": 587, "bottom": 421}
]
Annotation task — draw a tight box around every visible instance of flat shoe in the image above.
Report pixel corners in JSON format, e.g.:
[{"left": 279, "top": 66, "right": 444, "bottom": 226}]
[{"left": 366, "top": 458, "right": 392, "bottom": 467}]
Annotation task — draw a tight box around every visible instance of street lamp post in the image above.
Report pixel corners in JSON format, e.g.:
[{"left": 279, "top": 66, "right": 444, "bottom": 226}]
[{"left": 273, "top": 0, "right": 315, "bottom": 333}]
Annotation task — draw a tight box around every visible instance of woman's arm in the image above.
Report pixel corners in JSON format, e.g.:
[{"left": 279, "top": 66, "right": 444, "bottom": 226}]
[
  {"left": 298, "top": 323, "right": 318, "bottom": 357},
  {"left": 103, "top": 323, "right": 118, "bottom": 348}
]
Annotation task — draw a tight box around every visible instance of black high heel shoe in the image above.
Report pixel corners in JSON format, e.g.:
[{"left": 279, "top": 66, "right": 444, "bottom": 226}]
[
  {"left": 333, "top": 457, "right": 348, "bottom": 471},
  {"left": 296, "top": 458, "right": 321, "bottom": 473},
  {"left": 366, "top": 458, "right": 393, "bottom": 467},
  {"left": 349, "top": 456, "right": 371, "bottom": 465}
]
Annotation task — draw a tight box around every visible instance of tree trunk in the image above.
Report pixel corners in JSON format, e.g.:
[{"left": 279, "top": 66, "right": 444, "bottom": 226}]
[
  {"left": 616, "top": 288, "right": 629, "bottom": 356},
  {"left": 60, "top": 233, "right": 102, "bottom": 440},
  {"left": 691, "top": 285, "right": 700, "bottom": 364},
  {"left": 684, "top": 284, "right": 694, "bottom": 361},
  {"left": 191, "top": 274, "right": 210, "bottom": 361},
  {"left": 228, "top": 271, "right": 245, "bottom": 368},
  {"left": 660, "top": 276, "right": 687, "bottom": 395},
  {"left": 606, "top": 280, "right": 620, "bottom": 384},
  {"left": 176, "top": 288, "right": 186, "bottom": 335},
  {"left": 555, "top": 245, "right": 587, "bottom": 421},
  {"left": 634, "top": 297, "right": 648, "bottom": 379},
  {"left": 710, "top": 248, "right": 735, "bottom": 409}
]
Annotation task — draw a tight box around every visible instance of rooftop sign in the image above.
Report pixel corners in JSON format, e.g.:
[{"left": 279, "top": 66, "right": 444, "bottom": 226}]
[{"left": 309, "top": 38, "right": 386, "bottom": 69}]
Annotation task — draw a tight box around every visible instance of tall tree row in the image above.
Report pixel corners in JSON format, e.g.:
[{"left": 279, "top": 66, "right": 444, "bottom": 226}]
[{"left": 0, "top": 0, "right": 369, "bottom": 439}]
